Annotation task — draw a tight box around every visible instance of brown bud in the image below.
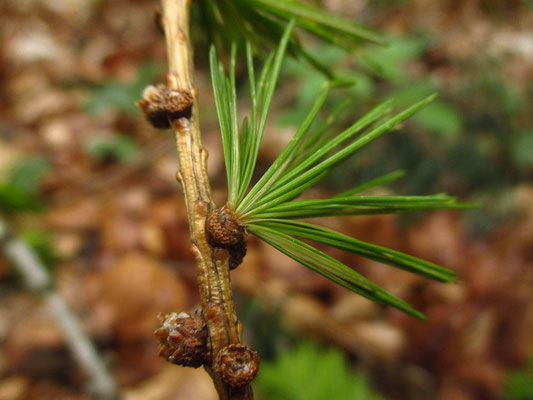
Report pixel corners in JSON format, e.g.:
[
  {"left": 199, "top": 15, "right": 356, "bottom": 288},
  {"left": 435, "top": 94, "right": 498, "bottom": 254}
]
[
  {"left": 137, "top": 84, "right": 193, "bottom": 128},
  {"left": 206, "top": 206, "right": 247, "bottom": 270},
  {"left": 154, "top": 311, "right": 207, "bottom": 368},
  {"left": 214, "top": 344, "right": 259, "bottom": 387},
  {"left": 206, "top": 206, "right": 244, "bottom": 247}
]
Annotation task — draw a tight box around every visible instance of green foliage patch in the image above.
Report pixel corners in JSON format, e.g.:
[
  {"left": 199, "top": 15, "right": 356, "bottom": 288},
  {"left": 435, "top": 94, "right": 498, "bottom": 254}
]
[
  {"left": 256, "top": 341, "right": 384, "bottom": 400},
  {"left": 0, "top": 156, "right": 51, "bottom": 213}
]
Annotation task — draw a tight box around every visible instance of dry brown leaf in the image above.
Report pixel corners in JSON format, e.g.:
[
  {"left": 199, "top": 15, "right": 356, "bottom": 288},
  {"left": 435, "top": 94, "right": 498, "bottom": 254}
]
[{"left": 84, "top": 252, "right": 188, "bottom": 342}]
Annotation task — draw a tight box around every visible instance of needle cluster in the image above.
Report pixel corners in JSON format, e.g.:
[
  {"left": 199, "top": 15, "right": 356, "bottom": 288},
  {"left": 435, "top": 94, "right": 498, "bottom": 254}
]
[{"left": 210, "top": 21, "right": 474, "bottom": 319}]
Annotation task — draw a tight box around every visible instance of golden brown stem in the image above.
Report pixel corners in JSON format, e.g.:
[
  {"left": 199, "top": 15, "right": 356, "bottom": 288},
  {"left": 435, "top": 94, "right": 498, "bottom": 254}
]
[{"left": 159, "top": 0, "right": 254, "bottom": 398}]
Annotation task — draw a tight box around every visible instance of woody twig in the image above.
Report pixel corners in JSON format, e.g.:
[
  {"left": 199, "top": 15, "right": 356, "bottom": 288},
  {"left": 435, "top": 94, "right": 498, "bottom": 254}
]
[{"left": 138, "top": 1, "right": 257, "bottom": 398}]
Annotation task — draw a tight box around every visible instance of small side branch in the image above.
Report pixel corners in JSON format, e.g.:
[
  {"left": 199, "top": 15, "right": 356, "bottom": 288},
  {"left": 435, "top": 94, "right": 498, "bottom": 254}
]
[{"left": 0, "top": 217, "right": 119, "bottom": 400}]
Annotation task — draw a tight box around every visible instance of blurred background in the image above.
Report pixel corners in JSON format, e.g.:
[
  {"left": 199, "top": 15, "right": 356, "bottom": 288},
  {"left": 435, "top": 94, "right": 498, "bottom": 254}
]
[{"left": 0, "top": 0, "right": 532, "bottom": 399}]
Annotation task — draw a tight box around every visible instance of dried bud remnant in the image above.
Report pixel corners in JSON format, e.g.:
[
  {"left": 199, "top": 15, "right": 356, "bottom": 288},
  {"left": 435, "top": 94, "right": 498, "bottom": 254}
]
[
  {"left": 154, "top": 311, "right": 207, "bottom": 368},
  {"left": 228, "top": 240, "right": 246, "bottom": 270},
  {"left": 214, "top": 344, "right": 259, "bottom": 387},
  {"left": 137, "top": 84, "right": 193, "bottom": 128},
  {"left": 206, "top": 206, "right": 247, "bottom": 270},
  {"left": 154, "top": 7, "right": 164, "bottom": 36}
]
